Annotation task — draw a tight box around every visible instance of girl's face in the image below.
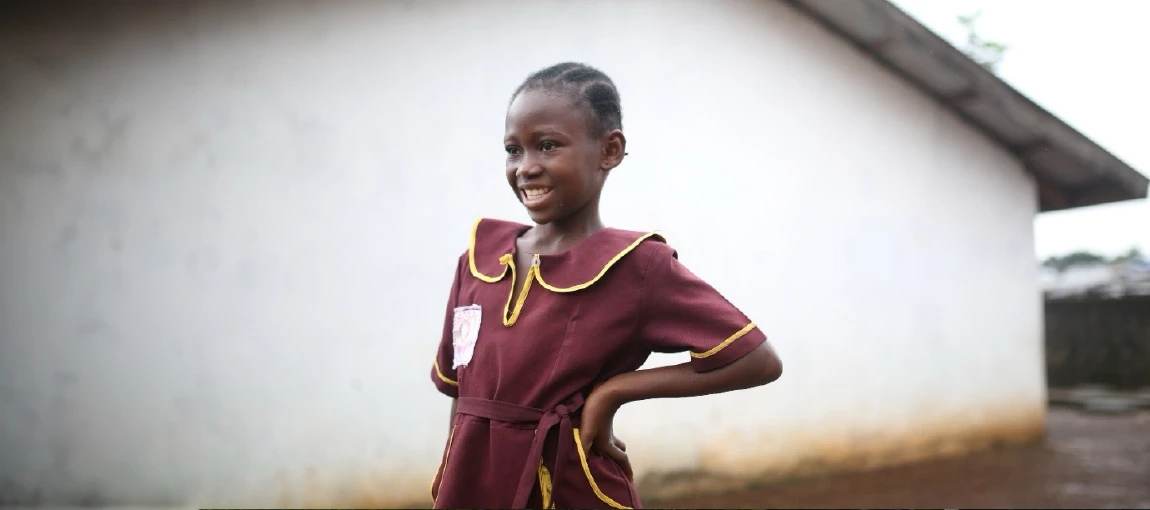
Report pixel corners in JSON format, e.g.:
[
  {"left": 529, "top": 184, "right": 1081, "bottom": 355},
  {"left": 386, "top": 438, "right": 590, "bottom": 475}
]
[{"left": 504, "top": 88, "right": 621, "bottom": 226}]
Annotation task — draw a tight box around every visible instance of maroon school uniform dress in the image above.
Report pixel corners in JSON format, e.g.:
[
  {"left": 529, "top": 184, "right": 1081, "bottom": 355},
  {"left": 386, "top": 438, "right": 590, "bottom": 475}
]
[{"left": 429, "top": 218, "right": 767, "bottom": 509}]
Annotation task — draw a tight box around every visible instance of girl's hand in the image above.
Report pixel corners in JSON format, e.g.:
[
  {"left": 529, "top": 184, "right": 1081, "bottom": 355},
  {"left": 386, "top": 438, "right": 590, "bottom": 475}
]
[
  {"left": 580, "top": 381, "right": 634, "bottom": 481},
  {"left": 576, "top": 343, "right": 782, "bottom": 484}
]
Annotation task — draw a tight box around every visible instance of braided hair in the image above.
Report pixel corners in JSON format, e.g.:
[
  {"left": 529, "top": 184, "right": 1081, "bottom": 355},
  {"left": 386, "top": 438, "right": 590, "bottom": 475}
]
[{"left": 511, "top": 62, "right": 624, "bottom": 138}]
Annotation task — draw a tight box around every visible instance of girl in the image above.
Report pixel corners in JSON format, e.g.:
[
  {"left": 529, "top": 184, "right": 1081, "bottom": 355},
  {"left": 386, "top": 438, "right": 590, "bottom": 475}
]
[{"left": 429, "top": 62, "right": 783, "bottom": 509}]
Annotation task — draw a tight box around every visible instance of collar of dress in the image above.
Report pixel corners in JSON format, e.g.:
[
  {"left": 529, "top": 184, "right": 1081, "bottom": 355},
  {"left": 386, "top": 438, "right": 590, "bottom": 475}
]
[{"left": 467, "top": 217, "right": 666, "bottom": 293}]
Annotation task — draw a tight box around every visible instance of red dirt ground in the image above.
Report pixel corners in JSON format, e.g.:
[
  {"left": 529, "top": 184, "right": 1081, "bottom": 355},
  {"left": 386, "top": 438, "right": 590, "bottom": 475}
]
[{"left": 654, "top": 407, "right": 1150, "bottom": 509}]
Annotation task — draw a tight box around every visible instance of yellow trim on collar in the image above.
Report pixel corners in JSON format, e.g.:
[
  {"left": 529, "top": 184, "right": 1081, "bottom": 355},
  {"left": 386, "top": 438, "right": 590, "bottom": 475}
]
[
  {"left": 690, "top": 322, "right": 757, "bottom": 359},
  {"left": 468, "top": 217, "right": 510, "bottom": 283},
  {"left": 501, "top": 254, "right": 533, "bottom": 327},
  {"left": 467, "top": 217, "right": 666, "bottom": 292},
  {"left": 534, "top": 232, "right": 666, "bottom": 293}
]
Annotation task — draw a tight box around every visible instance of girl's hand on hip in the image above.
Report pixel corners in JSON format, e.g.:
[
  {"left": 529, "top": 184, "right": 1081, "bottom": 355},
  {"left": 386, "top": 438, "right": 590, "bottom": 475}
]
[
  {"left": 576, "top": 344, "right": 784, "bottom": 485},
  {"left": 580, "top": 381, "right": 634, "bottom": 481}
]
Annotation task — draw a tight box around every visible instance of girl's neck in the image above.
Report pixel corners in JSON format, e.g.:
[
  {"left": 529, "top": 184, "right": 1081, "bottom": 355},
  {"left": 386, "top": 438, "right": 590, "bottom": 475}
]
[{"left": 529, "top": 211, "right": 605, "bottom": 253}]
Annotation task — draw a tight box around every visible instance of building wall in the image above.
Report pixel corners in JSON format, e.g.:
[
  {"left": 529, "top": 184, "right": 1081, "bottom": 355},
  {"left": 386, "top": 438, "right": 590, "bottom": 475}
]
[{"left": 0, "top": 0, "right": 1044, "bottom": 506}]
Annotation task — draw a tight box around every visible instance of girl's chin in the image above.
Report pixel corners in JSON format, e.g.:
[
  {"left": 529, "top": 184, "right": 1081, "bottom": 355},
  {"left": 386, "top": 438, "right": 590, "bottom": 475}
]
[{"left": 524, "top": 210, "right": 557, "bottom": 225}]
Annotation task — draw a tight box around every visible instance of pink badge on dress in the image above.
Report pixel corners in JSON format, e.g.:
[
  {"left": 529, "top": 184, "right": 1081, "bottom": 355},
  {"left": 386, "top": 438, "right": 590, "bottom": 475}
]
[{"left": 452, "top": 304, "right": 482, "bottom": 369}]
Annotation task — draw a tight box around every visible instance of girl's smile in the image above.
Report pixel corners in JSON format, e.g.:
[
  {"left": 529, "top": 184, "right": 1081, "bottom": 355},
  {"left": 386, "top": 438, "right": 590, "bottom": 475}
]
[{"left": 519, "top": 185, "right": 554, "bottom": 210}]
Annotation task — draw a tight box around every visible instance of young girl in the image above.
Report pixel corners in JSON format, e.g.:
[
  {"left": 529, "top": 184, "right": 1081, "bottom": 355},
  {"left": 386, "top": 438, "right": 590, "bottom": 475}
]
[{"left": 429, "top": 62, "right": 783, "bottom": 509}]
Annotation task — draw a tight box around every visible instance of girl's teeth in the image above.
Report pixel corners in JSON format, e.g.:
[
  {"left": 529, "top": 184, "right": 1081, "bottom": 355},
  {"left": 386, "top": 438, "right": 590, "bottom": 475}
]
[{"left": 525, "top": 189, "right": 550, "bottom": 199}]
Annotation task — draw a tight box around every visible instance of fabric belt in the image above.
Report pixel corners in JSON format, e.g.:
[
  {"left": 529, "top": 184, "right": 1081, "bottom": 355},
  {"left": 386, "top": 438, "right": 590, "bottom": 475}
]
[{"left": 455, "top": 393, "right": 585, "bottom": 509}]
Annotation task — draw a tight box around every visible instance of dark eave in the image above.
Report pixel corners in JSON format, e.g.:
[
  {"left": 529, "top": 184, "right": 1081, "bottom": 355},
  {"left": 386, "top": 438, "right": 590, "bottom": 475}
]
[{"left": 786, "top": 0, "right": 1148, "bottom": 212}]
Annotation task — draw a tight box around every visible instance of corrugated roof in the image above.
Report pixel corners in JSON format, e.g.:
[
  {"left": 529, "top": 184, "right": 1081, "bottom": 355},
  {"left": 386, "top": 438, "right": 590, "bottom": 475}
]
[{"left": 787, "top": 0, "right": 1148, "bottom": 212}]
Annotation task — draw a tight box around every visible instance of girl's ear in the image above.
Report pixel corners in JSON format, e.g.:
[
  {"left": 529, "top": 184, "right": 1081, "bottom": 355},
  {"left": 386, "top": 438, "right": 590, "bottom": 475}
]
[{"left": 601, "top": 129, "right": 627, "bottom": 171}]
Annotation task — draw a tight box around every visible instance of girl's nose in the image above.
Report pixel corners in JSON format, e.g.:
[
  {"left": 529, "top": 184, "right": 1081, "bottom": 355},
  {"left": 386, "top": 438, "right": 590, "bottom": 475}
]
[{"left": 515, "top": 157, "right": 543, "bottom": 179}]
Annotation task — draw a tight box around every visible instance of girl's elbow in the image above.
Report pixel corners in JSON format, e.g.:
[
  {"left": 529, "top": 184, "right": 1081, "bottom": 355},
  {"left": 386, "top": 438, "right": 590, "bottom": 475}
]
[
  {"left": 757, "top": 353, "right": 782, "bottom": 386},
  {"left": 746, "top": 344, "right": 782, "bottom": 386}
]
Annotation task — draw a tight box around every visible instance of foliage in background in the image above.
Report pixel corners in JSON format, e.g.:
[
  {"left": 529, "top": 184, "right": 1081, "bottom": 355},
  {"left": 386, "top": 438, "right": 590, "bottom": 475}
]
[
  {"left": 957, "top": 9, "right": 1009, "bottom": 73},
  {"left": 1043, "top": 247, "right": 1146, "bottom": 272}
]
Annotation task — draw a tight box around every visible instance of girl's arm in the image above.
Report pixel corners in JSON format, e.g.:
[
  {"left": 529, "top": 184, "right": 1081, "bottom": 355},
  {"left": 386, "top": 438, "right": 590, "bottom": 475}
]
[
  {"left": 579, "top": 342, "right": 782, "bottom": 479},
  {"left": 448, "top": 398, "right": 457, "bottom": 435},
  {"left": 606, "top": 341, "right": 781, "bottom": 402}
]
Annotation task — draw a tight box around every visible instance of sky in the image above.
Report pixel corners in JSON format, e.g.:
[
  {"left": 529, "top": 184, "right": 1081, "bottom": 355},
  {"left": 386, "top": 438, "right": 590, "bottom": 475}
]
[{"left": 889, "top": 0, "right": 1149, "bottom": 260}]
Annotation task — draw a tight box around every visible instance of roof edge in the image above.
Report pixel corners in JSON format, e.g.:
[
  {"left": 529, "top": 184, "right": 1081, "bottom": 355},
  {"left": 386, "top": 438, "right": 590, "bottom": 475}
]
[{"left": 786, "top": 0, "right": 1148, "bottom": 212}]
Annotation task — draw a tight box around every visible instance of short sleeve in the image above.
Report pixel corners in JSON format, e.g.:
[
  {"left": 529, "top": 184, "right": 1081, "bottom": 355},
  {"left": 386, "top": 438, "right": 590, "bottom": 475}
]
[
  {"left": 430, "top": 254, "right": 465, "bottom": 398},
  {"left": 638, "top": 249, "right": 767, "bottom": 373}
]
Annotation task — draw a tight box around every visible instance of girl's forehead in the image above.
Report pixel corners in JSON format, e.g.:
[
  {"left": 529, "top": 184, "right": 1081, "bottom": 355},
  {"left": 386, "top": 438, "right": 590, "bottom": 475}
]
[{"left": 505, "top": 89, "right": 589, "bottom": 131}]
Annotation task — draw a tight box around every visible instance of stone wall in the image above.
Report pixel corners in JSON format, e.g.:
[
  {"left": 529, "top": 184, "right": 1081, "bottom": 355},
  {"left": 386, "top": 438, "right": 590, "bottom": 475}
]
[{"left": 1045, "top": 295, "right": 1150, "bottom": 388}]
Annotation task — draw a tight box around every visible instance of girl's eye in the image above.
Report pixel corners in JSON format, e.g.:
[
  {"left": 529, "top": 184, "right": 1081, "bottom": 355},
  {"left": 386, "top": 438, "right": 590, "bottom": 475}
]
[
  {"left": 505, "top": 146, "right": 522, "bottom": 155},
  {"left": 540, "top": 141, "right": 558, "bottom": 151}
]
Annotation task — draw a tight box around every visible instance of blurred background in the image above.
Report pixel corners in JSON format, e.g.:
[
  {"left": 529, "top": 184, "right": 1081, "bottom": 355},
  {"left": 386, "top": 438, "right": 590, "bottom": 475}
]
[{"left": 1, "top": 0, "right": 1147, "bottom": 508}]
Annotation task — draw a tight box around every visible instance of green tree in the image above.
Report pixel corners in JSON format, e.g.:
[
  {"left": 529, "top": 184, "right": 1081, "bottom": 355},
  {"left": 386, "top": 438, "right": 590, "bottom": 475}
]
[
  {"left": 1042, "top": 251, "right": 1107, "bottom": 272},
  {"left": 1112, "top": 247, "right": 1145, "bottom": 263},
  {"left": 957, "top": 10, "right": 1009, "bottom": 73},
  {"left": 1042, "top": 247, "right": 1147, "bottom": 271}
]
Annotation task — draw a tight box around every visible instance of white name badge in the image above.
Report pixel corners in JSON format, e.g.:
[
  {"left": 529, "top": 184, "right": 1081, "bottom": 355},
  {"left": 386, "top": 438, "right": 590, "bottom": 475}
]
[{"left": 452, "top": 304, "right": 482, "bottom": 369}]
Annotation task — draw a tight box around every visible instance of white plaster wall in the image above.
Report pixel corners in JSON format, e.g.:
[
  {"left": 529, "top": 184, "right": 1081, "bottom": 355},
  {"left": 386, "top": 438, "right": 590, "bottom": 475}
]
[{"left": 0, "top": 0, "right": 1044, "bottom": 506}]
